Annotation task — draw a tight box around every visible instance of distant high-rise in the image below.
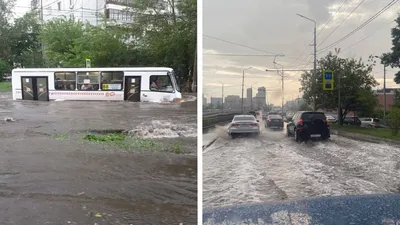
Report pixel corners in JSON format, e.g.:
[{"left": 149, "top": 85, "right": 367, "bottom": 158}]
[
  {"left": 246, "top": 88, "right": 252, "bottom": 105},
  {"left": 254, "top": 87, "right": 266, "bottom": 108}
]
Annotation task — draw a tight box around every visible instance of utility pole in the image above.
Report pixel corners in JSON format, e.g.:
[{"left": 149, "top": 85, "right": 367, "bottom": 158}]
[
  {"left": 335, "top": 48, "right": 341, "bottom": 126},
  {"left": 273, "top": 53, "right": 284, "bottom": 115},
  {"left": 218, "top": 82, "right": 224, "bottom": 114},
  {"left": 384, "top": 65, "right": 387, "bottom": 118},
  {"left": 250, "top": 82, "right": 257, "bottom": 110},
  {"left": 374, "top": 56, "right": 387, "bottom": 118},
  {"left": 313, "top": 24, "right": 317, "bottom": 112},
  {"left": 241, "top": 67, "right": 252, "bottom": 113},
  {"left": 297, "top": 14, "right": 317, "bottom": 111}
]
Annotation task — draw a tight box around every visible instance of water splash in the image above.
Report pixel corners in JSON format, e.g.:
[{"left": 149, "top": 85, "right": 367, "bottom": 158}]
[{"left": 127, "top": 120, "right": 197, "bottom": 139}]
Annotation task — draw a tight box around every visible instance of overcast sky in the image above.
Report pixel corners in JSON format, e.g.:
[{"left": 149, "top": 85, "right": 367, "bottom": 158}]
[{"left": 203, "top": 0, "right": 400, "bottom": 105}]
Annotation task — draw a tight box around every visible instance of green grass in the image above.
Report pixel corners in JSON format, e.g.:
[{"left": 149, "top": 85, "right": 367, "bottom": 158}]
[
  {"left": 0, "top": 82, "right": 11, "bottom": 92},
  {"left": 331, "top": 124, "right": 400, "bottom": 141},
  {"left": 81, "top": 132, "right": 183, "bottom": 153}
]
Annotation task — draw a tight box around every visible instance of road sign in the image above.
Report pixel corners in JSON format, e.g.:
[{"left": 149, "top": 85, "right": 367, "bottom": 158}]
[
  {"left": 85, "top": 58, "right": 91, "bottom": 68},
  {"left": 323, "top": 70, "right": 334, "bottom": 91}
]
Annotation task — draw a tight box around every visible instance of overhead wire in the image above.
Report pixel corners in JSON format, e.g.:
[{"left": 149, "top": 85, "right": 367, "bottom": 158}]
[
  {"left": 289, "top": 0, "right": 349, "bottom": 67},
  {"left": 318, "top": 0, "right": 399, "bottom": 53},
  {"left": 318, "top": 0, "right": 365, "bottom": 47},
  {"left": 203, "top": 34, "right": 311, "bottom": 63}
]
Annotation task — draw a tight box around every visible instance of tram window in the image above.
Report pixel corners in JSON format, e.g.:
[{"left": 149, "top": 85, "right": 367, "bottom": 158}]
[
  {"left": 149, "top": 75, "right": 173, "bottom": 92},
  {"left": 77, "top": 72, "right": 99, "bottom": 91},
  {"left": 101, "top": 71, "right": 123, "bottom": 91},
  {"left": 54, "top": 72, "right": 76, "bottom": 90}
]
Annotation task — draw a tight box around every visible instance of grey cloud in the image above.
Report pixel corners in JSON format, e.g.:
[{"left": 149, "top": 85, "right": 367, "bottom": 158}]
[{"left": 204, "top": 0, "right": 399, "bottom": 104}]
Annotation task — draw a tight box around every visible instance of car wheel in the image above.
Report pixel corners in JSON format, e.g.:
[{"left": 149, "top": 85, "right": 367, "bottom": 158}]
[
  {"left": 294, "top": 129, "right": 300, "bottom": 142},
  {"left": 231, "top": 134, "right": 236, "bottom": 139},
  {"left": 286, "top": 127, "right": 291, "bottom": 136}
]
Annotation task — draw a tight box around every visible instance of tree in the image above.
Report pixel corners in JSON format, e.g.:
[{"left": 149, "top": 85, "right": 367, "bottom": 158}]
[
  {"left": 387, "top": 108, "right": 400, "bottom": 136},
  {"left": 0, "top": 60, "right": 11, "bottom": 82},
  {"left": 0, "top": 0, "right": 14, "bottom": 61},
  {"left": 381, "top": 14, "right": 400, "bottom": 84},
  {"left": 39, "top": 17, "right": 86, "bottom": 67},
  {"left": 126, "top": 0, "right": 197, "bottom": 92},
  {"left": 300, "top": 52, "right": 379, "bottom": 124},
  {"left": 9, "top": 12, "right": 43, "bottom": 68},
  {"left": 298, "top": 102, "right": 311, "bottom": 111}
]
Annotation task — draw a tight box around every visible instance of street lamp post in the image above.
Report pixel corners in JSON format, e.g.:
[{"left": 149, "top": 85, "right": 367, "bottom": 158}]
[
  {"left": 297, "top": 13, "right": 317, "bottom": 111},
  {"left": 241, "top": 67, "right": 252, "bottom": 113}
]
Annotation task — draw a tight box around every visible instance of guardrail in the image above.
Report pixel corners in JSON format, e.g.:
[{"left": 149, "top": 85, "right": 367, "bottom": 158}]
[{"left": 203, "top": 113, "right": 237, "bottom": 129}]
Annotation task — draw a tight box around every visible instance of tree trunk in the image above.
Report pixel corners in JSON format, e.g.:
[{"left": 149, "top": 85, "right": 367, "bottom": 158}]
[{"left": 191, "top": 44, "right": 197, "bottom": 92}]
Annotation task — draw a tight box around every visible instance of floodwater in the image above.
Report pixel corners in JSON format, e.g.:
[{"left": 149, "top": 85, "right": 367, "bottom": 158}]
[
  {"left": 203, "top": 122, "right": 400, "bottom": 210},
  {"left": 0, "top": 92, "right": 197, "bottom": 225}
]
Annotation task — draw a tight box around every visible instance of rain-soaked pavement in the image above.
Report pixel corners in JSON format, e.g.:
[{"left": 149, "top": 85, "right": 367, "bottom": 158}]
[
  {"left": 0, "top": 92, "right": 197, "bottom": 225},
  {"left": 203, "top": 113, "right": 400, "bottom": 210}
]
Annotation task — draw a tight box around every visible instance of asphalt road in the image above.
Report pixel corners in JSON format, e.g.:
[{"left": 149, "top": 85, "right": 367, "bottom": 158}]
[
  {"left": 0, "top": 92, "right": 197, "bottom": 225},
  {"left": 203, "top": 121, "right": 400, "bottom": 210}
]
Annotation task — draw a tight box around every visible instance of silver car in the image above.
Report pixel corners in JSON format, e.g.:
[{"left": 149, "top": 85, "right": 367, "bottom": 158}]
[{"left": 228, "top": 115, "right": 260, "bottom": 139}]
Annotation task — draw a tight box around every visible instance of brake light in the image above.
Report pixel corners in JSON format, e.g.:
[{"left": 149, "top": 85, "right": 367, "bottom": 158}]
[
  {"left": 326, "top": 120, "right": 329, "bottom": 125},
  {"left": 281, "top": 119, "right": 284, "bottom": 123},
  {"left": 250, "top": 123, "right": 258, "bottom": 126},
  {"left": 298, "top": 119, "right": 303, "bottom": 125},
  {"left": 268, "top": 119, "right": 271, "bottom": 122},
  {"left": 231, "top": 123, "right": 239, "bottom": 127}
]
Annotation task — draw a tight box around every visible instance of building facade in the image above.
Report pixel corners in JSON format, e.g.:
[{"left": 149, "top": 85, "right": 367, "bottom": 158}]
[
  {"left": 31, "top": 0, "right": 174, "bottom": 25},
  {"left": 224, "top": 95, "right": 241, "bottom": 109}
]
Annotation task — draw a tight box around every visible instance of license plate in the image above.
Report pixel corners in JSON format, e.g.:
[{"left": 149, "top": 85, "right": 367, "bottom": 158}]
[
  {"left": 311, "top": 134, "right": 321, "bottom": 138},
  {"left": 270, "top": 126, "right": 277, "bottom": 128}
]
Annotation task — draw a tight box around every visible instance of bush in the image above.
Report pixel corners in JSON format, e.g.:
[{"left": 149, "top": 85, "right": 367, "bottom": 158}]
[{"left": 387, "top": 108, "right": 400, "bottom": 136}]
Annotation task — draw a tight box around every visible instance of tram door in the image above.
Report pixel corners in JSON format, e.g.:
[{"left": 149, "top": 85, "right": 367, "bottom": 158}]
[
  {"left": 124, "top": 76, "right": 141, "bottom": 101},
  {"left": 21, "top": 77, "right": 49, "bottom": 101}
]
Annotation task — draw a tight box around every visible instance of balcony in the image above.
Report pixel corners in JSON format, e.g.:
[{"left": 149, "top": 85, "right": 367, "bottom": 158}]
[{"left": 106, "top": 0, "right": 135, "bottom": 7}]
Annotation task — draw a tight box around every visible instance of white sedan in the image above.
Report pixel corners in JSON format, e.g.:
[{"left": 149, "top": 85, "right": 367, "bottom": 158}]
[{"left": 228, "top": 115, "right": 260, "bottom": 139}]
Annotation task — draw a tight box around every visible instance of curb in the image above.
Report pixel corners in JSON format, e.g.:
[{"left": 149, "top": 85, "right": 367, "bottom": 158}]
[{"left": 202, "top": 137, "right": 218, "bottom": 150}]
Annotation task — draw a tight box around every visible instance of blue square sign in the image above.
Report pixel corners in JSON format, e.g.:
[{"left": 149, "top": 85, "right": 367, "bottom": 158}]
[{"left": 324, "top": 71, "right": 333, "bottom": 80}]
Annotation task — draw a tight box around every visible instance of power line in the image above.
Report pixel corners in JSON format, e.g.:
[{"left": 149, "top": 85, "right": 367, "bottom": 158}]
[
  {"left": 204, "top": 53, "right": 276, "bottom": 57},
  {"left": 340, "top": 19, "right": 396, "bottom": 52},
  {"left": 318, "top": 0, "right": 365, "bottom": 47},
  {"left": 318, "top": 0, "right": 398, "bottom": 53},
  {"left": 204, "top": 34, "right": 277, "bottom": 54},
  {"left": 317, "top": 0, "right": 350, "bottom": 37},
  {"left": 204, "top": 35, "right": 311, "bottom": 63},
  {"left": 288, "top": 0, "right": 349, "bottom": 67}
]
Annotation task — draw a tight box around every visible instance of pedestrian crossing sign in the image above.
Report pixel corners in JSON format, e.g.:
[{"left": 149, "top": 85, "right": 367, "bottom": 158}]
[{"left": 323, "top": 70, "right": 334, "bottom": 91}]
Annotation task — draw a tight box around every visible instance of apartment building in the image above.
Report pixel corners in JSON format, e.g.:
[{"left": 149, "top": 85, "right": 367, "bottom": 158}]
[{"left": 30, "top": 0, "right": 175, "bottom": 25}]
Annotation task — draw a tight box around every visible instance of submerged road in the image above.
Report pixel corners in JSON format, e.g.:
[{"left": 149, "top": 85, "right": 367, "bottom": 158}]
[
  {"left": 0, "top": 92, "right": 197, "bottom": 225},
  {"left": 203, "top": 121, "right": 400, "bottom": 210}
]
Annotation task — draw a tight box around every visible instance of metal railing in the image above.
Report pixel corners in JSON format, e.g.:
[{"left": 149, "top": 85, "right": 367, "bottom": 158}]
[{"left": 203, "top": 112, "right": 238, "bottom": 129}]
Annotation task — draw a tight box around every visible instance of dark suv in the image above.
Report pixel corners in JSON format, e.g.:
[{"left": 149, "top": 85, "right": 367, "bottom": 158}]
[
  {"left": 286, "top": 111, "right": 330, "bottom": 142},
  {"left": 265, "top": 114, "right": 284, "bottom": 129}
]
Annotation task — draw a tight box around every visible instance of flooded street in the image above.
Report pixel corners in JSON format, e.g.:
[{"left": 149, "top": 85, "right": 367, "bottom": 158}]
[
  {"left": 203, "top": 123, "right": 400, "bottom": 210},
  {"left": 0, "top": 92, "right": 197, "bottom": 225}
]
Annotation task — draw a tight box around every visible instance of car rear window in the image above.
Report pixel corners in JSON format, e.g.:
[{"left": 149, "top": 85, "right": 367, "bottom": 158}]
[
  {"left": 268, "top": 115, "right": 282, "bottom": 119},
  {"left": 301, "top": 112, "right": 326, "bottom": 121},
  {"left": 234, "top": 116, "right": 255, "bottom": 121}
]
